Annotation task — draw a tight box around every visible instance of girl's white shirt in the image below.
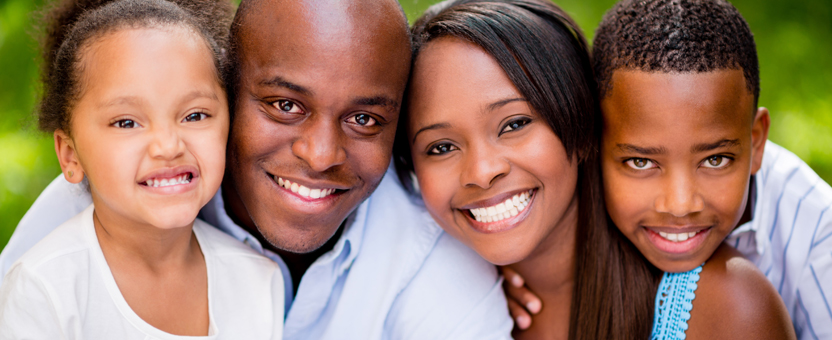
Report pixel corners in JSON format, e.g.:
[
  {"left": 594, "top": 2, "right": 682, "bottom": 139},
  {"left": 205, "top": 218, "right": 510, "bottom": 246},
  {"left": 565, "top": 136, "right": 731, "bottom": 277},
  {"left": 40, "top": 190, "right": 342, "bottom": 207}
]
[{"left": 0, "top": 204, "right": 284, "bottom": 340}]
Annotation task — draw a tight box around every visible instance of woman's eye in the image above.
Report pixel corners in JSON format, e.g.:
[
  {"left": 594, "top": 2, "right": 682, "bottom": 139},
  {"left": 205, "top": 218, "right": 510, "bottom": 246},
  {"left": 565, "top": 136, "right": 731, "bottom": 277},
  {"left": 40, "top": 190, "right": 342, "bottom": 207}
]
[
  {"left": 274, "top": 100, "right": 303, "bottom": 114},
  {"left": 500, "top": 117, "right": 531, "bottom": 134},
  {"left": 428, "top": 143, "right": 458, "bottom": 155},
  {"left": 113, "top": 119, "right": 137, "bottom": 129},
  {"left": 625, "top": 158, "right": 656, "bottom": 170},
  {"left": 183, "top": 112, "right": 208, "bottom": 122},
  {"left": 701, "top": 155, "right": 731, "bottom": 169},
  {"left": 346, "top": 113, "right": 377, "bottom": 127}
]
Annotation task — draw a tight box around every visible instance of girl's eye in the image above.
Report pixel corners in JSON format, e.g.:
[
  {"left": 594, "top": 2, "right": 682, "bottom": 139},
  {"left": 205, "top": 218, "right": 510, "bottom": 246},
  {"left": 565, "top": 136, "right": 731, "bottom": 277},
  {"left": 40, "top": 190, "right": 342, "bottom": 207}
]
[
  {"left": 113, "top": 119, "right": 137, "bottom": 129},
  {"left": 346, "top": 113, "right": 377, "bottom": 127},
  {"left": 274, "top": 99, "right": 303, "bottom": 114},
  {"left": 184, "top": 112, "right": 208, "bottom": 122},
  {"left": 500, "top": 117, "right": 531, "bottom": 134},
  {"left": 428, "top": 143, "right": 458, "bottom": 155},
  {"left": 625, "top": 158, "right": 656, "bottom": 170},
  {"left": 701, "top": 155, "right": 731, "bottom": 169}
]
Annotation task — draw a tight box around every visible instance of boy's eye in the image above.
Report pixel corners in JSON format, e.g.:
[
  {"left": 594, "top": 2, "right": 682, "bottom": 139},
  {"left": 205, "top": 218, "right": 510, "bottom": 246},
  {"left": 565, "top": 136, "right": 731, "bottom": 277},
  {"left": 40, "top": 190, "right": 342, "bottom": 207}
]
[
  {"left": 428, "top": 143, "right": 459, "bottom": 155},
  {"left": 274, "top": 100, "right": 304, "bottom": 114},
  {"left": 701, "top": 155, "right": 731, "bottom": 169},
  {"left": 183, "top": 112, "right": 208, "bottom": 122},
  {"left": 345, "top": 113, "right": 377, "bottom": 127},
  {"left": 500, "top": 117, "right": 531, "bottom": 135},
  {"left": 625, "top": 158, "right": 656, "bottom": 170},
  {"left": 113, "top": 119, "right": 137, "bottom": 129}
]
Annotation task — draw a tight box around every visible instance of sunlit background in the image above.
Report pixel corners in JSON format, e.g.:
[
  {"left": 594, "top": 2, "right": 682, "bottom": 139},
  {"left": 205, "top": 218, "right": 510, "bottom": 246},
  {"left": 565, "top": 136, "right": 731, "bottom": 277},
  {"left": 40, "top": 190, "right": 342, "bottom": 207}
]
[{"left": 1, "top": 0, "right": 830, "bottom": 249}]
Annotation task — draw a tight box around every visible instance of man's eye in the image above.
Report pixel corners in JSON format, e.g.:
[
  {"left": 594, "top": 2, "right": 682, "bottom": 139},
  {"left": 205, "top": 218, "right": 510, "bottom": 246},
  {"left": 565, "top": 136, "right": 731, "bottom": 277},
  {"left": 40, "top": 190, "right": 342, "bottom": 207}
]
[
  {"left": 428, "top": 143, "right": 458, "bottom": 155},
  {"left": 113, "top": 119, "right": 137, "bottom": 129},
  {"left": 183, "top": 112, "right": 208, "bottom": 122},
  {"left": 625, "top": 158, "right": 655, "bottom": 170},
  {"left": 500, "top": 117, "right": 531, "bottom": 134},
  {"left": 701, "top": 155, "right": 732, "bottom": 169},
  {"left": 346, "top": 113, "right": 377, "bottom": 127},
  {"left": 274, "top": 100, "right": 303, "bottom": 114}
]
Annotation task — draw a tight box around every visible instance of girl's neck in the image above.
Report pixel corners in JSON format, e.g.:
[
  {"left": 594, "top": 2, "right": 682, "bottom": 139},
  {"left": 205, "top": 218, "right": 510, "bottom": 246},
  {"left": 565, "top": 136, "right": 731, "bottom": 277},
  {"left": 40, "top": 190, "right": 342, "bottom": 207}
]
[{"left": 92, "top": 198, "right": 200, "bottom": 270}]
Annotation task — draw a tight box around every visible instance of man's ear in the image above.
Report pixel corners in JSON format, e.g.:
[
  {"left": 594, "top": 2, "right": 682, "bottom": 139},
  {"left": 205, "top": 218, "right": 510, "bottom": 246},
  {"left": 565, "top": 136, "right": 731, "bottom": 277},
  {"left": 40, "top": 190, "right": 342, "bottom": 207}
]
[
  {"left": 54, "top": 129, "right": 84, "bottom": 183},
  {"left": 750, "top": 107, "right": 770, "bottom": 175}
]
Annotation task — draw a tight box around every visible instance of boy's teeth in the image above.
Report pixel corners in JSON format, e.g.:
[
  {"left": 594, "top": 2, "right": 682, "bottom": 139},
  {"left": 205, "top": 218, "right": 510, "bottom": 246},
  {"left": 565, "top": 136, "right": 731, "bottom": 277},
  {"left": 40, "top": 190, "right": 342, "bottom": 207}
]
[
  {"left": 146, "top": 174, "right": 191, "bottom": 188},
  {"left": 657, "top": 230, "right": 699, "bottom": 242},
  {"left": 276, "top": 177, "right": 335, "bottom": 199},
  {"left": 468, "top": 190, "right": 533, "bottom": 223}
]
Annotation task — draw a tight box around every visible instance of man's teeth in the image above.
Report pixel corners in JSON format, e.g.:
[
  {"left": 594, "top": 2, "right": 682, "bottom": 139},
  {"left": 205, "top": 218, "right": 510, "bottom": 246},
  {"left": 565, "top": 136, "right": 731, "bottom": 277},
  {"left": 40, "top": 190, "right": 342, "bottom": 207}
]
[
  {"left": 657, "top": 231, "right": 699, "bottom": 242},
  {"left": 469, "top": 190, "right": 533, "bottom": 223},
  {"left": 146, "top": 174, "right": 190, "bottom": 188},
  {"left": 276, "top": 177, "right": 335, "bottom": 199}
]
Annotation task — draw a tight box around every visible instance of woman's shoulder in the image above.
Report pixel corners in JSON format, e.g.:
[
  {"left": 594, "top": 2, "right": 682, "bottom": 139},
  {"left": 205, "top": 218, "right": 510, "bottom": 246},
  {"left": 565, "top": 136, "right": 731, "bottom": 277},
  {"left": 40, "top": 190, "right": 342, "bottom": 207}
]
[{"left": 686, "top": 243, "right": 795, "bottom": 340}]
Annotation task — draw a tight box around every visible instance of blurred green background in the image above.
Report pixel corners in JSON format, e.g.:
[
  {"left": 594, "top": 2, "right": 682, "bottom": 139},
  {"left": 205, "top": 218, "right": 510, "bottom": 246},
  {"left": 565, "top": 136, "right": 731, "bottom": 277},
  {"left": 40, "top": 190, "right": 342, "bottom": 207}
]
[{"left": 1, "top": 0, "right": 830, "bottom": 250}]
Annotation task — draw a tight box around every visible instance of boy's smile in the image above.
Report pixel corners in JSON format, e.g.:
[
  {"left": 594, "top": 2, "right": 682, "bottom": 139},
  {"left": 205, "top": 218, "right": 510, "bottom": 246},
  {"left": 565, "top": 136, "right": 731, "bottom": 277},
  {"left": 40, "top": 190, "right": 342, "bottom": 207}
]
[{"left": 601, "top": 69, "right": 769, "bottom": 273}]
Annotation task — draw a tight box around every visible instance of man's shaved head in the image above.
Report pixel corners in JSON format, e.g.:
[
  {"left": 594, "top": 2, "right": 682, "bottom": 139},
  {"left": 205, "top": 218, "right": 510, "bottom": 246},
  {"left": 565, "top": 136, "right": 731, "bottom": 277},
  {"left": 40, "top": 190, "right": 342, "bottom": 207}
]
[{"left": 222, "top": 0, "right": 412, "bottom": 256}]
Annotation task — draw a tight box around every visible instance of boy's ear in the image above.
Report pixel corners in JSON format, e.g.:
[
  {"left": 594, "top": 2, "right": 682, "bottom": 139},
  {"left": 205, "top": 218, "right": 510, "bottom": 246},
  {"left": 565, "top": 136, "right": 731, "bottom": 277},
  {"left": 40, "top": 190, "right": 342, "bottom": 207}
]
[
  {"left": 750, "top": 107, "right": 770, "bottom": 175},
  {"left": 54, "top": 129, "right": 85, "bottom": 184}
]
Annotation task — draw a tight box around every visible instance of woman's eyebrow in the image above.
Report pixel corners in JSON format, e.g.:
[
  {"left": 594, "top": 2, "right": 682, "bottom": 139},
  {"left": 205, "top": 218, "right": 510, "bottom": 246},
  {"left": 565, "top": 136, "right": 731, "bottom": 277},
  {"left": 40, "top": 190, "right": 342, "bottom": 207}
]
[
  {"left": 486, "top": 97, "right": 527, "bottom": 112},
  {"left": 412, "top": 122, "right": 451, "bottom": 143}
]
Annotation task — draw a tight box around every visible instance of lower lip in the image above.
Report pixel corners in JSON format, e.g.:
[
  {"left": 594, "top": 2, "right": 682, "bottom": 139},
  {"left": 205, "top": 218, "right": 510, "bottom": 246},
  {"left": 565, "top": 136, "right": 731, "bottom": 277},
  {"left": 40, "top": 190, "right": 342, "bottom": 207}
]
[
  {"left": 464, "top": 190, "right": 536, "bottom": 234},
  {"left": 645, "top": 227, "right": 711, "bottom": 255},
  {"left": 140, "top": 176, "right": 198, "bottom": 195}
]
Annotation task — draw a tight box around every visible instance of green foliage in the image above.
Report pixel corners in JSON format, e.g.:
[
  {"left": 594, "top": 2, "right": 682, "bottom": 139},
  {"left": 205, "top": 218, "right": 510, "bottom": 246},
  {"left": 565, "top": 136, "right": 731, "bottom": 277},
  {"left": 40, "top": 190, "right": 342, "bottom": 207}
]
[{"left": 1, "top": 0, "right": 830, "bottom": 250}]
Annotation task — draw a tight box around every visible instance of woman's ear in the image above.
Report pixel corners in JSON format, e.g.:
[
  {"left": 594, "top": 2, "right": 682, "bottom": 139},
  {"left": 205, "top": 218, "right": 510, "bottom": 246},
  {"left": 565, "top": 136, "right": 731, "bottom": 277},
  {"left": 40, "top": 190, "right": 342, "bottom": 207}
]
[{"left": 54, "top": 129, "right": 84, "bottom": 183}]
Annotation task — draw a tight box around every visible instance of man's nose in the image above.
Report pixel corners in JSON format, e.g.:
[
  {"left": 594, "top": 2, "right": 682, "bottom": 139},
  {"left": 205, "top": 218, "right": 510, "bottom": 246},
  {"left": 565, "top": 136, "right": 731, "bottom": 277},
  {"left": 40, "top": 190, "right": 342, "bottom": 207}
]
[{"left": 292, "top": 115, "right": 347, "bottom": 173}]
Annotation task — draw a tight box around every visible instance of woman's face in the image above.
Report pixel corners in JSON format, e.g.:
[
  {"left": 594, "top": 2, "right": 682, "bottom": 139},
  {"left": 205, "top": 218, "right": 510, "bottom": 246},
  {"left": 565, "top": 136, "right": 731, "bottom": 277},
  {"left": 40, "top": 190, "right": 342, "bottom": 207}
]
[
  {"left": 60, "top": 27, "right": 229, "bottom": 230},
  {"left": 408, "top": 37, "right": 579, "bottom": 265}
]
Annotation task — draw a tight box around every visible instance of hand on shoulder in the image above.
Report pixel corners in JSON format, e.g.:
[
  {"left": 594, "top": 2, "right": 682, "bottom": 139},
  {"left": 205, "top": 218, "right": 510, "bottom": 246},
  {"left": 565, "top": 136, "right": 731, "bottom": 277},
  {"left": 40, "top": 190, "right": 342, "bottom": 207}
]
[{"left": 686, "top": 243, "right": 796, "bottom": 340}]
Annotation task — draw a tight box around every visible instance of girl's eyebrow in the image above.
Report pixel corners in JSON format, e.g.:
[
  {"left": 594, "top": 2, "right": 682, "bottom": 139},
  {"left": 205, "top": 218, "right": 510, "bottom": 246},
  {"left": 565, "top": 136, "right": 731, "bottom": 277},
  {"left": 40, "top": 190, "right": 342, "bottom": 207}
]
[{"left": 412, "top": 122, "right": 451, "bottom": 143}]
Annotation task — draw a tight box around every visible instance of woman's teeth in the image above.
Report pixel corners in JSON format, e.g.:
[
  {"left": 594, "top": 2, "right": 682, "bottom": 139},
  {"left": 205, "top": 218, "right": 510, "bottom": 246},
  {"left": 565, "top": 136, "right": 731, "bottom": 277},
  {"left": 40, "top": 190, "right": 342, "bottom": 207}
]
[
  {"left": 658, "top": 231, "right": 699, "bottom": 242},
  {"left": 146, "top": 174, "right": 190, "bottom": 187},
  {"left": 468, "top": 190, "right": 532, "bottom": 223},
  {"left": 277, "top": 177, "right": 335, "bottom": 199}
]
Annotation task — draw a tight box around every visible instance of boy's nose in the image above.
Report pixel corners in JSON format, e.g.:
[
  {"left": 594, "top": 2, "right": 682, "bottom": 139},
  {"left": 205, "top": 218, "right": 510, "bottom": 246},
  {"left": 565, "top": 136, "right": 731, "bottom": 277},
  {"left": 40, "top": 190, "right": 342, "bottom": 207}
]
[
  {"left": 292, "top": 116, "right": 347, "bottom": 173},
  {"left": 654, "top": 171, "right": 704, "bottom": 217},
  {"left": 148, "top": 125, "right": 185, "bottom": 160},
  {"left": 460, "top": 145, "right": 510, "bottom": 189}
]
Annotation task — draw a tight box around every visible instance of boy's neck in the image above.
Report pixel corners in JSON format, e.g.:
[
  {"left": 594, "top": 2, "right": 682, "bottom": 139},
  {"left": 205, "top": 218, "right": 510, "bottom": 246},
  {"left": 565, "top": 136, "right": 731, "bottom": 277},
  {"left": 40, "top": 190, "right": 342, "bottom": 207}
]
[{"left": 735, "top": 175, "right": 757, "bottom": 229}]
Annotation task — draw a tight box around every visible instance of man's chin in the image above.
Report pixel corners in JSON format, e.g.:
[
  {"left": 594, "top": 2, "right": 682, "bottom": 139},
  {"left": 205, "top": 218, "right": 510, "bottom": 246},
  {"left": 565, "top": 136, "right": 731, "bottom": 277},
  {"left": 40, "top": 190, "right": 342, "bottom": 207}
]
[{"left": 258, "top": 223, "right": 343, "bottom": 254}]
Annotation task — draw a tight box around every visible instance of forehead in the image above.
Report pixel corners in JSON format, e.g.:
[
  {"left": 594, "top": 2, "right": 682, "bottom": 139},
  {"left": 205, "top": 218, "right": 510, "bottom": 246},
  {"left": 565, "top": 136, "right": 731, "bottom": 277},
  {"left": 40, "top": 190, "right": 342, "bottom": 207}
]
[{"left": 601, "top": 70, "right": 754, "bottom": 144}]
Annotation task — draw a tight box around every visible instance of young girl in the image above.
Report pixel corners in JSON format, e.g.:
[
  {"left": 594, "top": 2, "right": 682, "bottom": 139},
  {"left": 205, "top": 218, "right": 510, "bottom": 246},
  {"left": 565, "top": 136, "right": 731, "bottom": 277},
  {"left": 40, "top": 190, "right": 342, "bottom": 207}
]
[
  {"left": 0, "top": 0, "right": 283, "bottom": 338},
  {"left": 397, "top": 0, "right": 794, "bottom": 339}
]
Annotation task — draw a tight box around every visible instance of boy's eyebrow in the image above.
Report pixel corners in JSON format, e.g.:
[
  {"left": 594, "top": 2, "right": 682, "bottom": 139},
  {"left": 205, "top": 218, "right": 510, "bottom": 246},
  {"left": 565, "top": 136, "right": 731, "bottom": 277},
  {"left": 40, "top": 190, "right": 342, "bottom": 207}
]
[
  {"left": 412, "top": 122, "right": 451, "bottom": 143},
  {"left": 259, "top": 76, "right": 312, "bottom": 96},
  {"left": 616, "top": 143, "right": 666, "bottom": 155},
  {"left": 691, "top": 139, "right": 741, "bottom": 153}
]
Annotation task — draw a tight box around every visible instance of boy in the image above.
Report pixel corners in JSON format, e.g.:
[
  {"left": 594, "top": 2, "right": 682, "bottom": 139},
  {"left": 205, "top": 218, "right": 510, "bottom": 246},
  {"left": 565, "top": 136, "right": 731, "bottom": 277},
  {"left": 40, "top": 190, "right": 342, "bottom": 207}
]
[{"left": 506, "top": 0, "right": 831, "bottom": 338}]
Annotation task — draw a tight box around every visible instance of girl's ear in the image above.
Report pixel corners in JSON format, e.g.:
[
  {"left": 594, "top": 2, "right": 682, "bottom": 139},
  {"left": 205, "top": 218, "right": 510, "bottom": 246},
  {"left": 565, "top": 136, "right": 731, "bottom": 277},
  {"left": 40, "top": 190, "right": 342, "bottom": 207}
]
[{"left": 54, "top": 129, "right": 84, "bottom": 183}]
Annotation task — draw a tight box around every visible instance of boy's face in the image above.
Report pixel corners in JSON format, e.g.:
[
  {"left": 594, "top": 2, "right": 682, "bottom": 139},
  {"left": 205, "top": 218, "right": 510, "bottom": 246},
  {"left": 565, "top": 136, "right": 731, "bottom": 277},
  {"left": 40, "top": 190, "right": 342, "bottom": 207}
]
[{"left": 601, "top": 69, "right": 769, "bottom": 273}]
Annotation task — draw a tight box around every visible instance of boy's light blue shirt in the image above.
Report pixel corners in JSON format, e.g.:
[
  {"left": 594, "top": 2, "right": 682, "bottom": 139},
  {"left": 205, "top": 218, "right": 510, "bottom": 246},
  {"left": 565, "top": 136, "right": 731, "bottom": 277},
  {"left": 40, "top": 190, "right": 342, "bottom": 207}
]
[
  {"left": 726, "top": 141, "right": 832, "bottom": 340},
  {"left": 0, "top": 168, "right": 513, "bottom": 340}
]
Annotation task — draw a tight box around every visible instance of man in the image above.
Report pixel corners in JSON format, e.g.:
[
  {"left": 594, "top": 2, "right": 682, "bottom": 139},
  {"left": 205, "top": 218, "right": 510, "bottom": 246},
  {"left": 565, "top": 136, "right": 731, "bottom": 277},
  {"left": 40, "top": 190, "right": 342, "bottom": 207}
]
[{"left": 0, "top": 0, "right": 513, "bottom": 338}]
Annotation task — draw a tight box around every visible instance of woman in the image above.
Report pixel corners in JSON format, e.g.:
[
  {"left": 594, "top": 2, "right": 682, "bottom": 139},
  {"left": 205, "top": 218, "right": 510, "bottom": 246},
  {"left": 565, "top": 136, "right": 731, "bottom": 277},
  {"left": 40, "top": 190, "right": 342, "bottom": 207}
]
[{"left": 393, "top": 0, "right": 661, "bottom": 339}]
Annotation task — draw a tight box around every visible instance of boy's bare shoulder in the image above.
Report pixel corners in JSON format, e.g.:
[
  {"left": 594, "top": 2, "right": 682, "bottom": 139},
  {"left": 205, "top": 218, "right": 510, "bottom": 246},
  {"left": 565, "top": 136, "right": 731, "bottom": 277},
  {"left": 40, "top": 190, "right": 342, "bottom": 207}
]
[{"left": 685, "top": 243, "right": 795, "bottom": 340}]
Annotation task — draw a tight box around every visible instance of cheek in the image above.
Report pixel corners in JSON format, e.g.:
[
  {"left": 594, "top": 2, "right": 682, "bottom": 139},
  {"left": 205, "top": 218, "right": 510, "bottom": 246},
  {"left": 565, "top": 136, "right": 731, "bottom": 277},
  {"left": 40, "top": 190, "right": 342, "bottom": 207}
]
[
  {"left": 705, "top": 172, "right": 749, "bottom": 223},
  {"left": 602, "top": 171, "right": 644, "bottom": 227},
  {"left": 347, "top": 138, "right": 392, "bottom": 183},
  {"left": 414, "top": 161, "right": 456, "bottom": 222}
]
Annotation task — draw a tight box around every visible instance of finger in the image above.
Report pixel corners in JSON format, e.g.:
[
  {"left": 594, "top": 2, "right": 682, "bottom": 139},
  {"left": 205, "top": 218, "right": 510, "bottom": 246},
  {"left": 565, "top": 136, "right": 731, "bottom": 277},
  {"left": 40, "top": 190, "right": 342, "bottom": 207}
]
[
  {"left": 503, "top": 280, "right": 542, "bottom": 315},
  {"left": 500, "top": 266, "right": 525, "bottom": 288},
  {"left": 508, "top": 298, "right": 532, "bottom": 330}
]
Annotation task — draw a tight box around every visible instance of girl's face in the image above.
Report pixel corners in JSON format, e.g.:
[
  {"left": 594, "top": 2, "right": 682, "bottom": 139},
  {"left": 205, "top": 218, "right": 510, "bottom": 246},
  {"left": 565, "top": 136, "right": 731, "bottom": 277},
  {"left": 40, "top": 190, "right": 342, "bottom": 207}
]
[
  {"left": 57, "top": 27, "right": 229, "bottom": 230},
  {"left": 408, "top": 37, "right": 579, "bottom": 265}
]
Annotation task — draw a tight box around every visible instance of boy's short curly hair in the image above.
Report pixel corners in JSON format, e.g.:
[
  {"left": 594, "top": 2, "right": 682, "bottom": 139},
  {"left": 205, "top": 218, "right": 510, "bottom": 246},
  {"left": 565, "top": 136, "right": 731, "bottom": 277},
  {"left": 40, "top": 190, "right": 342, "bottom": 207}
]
[{"left": 593, "top": 0, "right": 759, "bottom": 105}]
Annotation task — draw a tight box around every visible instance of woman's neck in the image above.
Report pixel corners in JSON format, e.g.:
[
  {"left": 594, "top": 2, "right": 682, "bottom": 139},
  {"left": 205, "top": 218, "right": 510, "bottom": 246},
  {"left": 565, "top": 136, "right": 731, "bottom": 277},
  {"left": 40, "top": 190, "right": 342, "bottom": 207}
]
[{"left": 506, "top": 194, "right": 580, "bottom": 340}]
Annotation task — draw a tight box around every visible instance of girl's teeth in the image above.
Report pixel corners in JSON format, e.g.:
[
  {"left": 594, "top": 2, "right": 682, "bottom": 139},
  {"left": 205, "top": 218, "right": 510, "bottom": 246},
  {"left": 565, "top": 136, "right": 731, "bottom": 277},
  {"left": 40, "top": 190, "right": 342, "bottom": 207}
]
[
  {"left": 657, "top": 230, "right": 699, "bottom": 242},
  {"left": 468, "top": 190, "right": 533, "bottom": 223},
  {"left": 146, "top": 174, "right": 191, "bottom": 188},
  {"left": 276, "top": 177, "right": 335, "bottom": 199}
]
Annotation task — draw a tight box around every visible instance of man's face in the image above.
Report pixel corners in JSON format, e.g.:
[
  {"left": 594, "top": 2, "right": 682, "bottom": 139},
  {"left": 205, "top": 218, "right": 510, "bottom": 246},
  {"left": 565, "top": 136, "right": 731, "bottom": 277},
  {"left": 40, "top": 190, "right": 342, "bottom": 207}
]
[
  {"left": 227, "top": 0, "right": 410, "bottom": 253},
  {"left": 601, "top": 69, "right": 768, "bottom": 273}
]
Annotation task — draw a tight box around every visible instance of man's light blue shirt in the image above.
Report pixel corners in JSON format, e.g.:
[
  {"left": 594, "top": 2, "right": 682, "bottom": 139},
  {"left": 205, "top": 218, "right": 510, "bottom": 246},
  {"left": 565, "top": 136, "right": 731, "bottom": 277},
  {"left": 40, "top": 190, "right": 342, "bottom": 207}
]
[{"left": 0, "top": 168, "right": 513, "bottom": 339}]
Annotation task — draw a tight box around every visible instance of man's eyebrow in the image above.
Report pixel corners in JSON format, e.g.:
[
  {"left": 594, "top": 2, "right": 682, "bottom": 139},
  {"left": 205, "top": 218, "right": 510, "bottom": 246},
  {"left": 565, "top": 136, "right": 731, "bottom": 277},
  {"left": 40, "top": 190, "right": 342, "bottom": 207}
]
[
  {"left": 486, "top": 97, "right": 527, "bottom": 112},
  {"left": 691, "top": 139, "right": 741, "bottom": 153},
  {"left": 616, "top": 143, "right": 667, "bottom": 155},
  {"left": 412, "top": 122, "right": 451, "bottom": 143},
  {"left": 354, "top": 96, "right": 399, "bottom": 112},
  {"left": 259, "top": 76, "right": 312, "bottom": 96}
]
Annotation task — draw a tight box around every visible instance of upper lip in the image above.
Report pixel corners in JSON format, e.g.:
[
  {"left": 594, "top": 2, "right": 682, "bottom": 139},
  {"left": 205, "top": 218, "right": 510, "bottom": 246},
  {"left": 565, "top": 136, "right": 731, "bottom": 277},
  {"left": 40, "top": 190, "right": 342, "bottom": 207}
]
[
  {"left": 138, "top": 165, "right": 198, "bottom": 184},
  {"left": 458, "top": 188, "right": 535, "bottom": 210},
  {"left": 643, "top": 225, "right": 712, "bottom": 233},
  {"left": 270, "top": 173, "right": 352, "bottom": 191}
]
